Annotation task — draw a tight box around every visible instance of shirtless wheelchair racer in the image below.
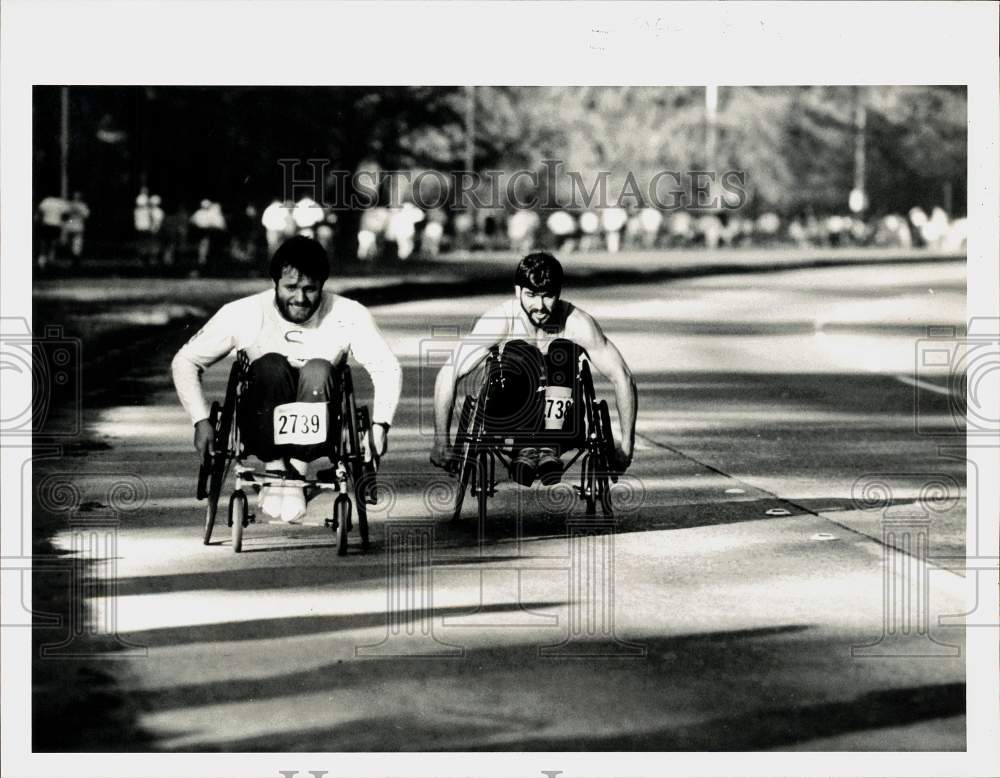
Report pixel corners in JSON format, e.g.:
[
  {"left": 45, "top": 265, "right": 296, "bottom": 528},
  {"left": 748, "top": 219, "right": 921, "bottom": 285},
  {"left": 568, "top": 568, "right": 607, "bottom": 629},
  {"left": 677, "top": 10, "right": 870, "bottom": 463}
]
[{"left": 430, "top": 252, "right": 637, "bottom": 486}]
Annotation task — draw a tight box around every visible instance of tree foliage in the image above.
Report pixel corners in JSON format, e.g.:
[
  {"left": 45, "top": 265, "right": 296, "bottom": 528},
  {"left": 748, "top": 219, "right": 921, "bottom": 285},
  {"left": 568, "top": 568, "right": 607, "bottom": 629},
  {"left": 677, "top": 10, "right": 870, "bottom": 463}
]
[{"left": 33, "top": 84, "right": 966, "bottom": 243}]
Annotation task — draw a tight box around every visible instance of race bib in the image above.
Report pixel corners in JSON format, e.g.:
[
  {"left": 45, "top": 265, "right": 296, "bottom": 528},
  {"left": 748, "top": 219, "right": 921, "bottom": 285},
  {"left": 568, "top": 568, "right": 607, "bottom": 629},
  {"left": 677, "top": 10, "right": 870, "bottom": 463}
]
[
  {"left": 544, "top": 386, "right": 573, "bottom": 430},
  {"left": 273, "top": 402, "right": 328, "bottom": 446}
]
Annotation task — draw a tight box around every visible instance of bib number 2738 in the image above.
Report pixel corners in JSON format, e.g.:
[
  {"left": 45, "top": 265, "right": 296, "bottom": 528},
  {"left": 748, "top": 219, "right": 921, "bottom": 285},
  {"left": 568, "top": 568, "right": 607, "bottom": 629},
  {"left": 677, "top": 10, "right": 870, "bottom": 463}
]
[{"left": 273, "top": 402, "right": 328, "bottom": 446}]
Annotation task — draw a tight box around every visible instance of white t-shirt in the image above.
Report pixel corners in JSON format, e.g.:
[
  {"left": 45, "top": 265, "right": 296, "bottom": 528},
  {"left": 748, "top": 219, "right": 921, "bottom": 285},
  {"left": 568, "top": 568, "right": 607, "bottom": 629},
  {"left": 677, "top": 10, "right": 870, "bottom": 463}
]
[
  {"left": 171, "top": 289, "right": 402, "bottom": 425},
  {"left": 38, "top": 197, "right": 68, "bottom": 227}
]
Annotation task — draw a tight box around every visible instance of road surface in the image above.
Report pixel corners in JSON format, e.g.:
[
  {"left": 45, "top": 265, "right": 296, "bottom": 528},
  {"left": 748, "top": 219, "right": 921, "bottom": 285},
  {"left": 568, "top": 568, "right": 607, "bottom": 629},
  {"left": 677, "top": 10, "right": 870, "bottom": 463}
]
[{"left": 36, "top": 259, "right": 969, "bottom": 751}]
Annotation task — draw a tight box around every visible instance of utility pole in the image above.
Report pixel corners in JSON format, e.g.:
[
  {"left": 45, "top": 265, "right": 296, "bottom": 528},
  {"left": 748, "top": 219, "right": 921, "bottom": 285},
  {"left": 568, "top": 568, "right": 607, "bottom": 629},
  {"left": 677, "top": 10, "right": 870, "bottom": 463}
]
[
  {"left": 704, "top": 85, "right": 719, "bottom": 209},
  {"left": 60, "top": 86, "right": 69, "bottom": 199},
  {"left": 850, "top": 85, "right": 868, "bottom": 215},
  {"left": 704, "top": 84, "right": 718, "bottom": 172},
  {"left": 464, "top": 85, "right": 476, "bottom": 173}
]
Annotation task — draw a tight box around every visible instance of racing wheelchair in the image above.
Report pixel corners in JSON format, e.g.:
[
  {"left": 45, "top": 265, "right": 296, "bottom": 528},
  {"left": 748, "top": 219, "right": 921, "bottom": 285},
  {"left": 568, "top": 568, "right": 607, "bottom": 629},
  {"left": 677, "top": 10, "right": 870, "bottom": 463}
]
[
  {"left": 196, "top": 350, "right": 378, "bottom": 555},
  {"left": 447, "top": 347, "right": 619, "bottom": 523}
]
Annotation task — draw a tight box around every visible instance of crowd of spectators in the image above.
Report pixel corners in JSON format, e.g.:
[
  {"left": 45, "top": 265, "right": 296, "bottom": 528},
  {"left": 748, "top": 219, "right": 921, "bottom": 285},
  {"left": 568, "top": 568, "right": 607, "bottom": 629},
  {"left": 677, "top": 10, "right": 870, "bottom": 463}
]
[{"left": 35, "top": 190, "right": 968, "bottom": 273}]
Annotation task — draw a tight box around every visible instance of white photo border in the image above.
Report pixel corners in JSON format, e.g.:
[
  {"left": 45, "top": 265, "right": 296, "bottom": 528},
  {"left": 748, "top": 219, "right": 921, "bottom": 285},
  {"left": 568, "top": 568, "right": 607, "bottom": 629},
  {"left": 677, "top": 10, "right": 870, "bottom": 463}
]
[{"left": 2, "top": 1, "right": 997, "bottom": 777}]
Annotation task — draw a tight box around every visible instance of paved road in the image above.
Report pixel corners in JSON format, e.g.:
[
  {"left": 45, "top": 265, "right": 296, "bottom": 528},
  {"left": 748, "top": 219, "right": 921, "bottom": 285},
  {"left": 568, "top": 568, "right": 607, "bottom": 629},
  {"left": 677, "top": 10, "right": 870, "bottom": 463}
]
[{"left": 39, "top": 260, "right": 968, "bottom": 751}]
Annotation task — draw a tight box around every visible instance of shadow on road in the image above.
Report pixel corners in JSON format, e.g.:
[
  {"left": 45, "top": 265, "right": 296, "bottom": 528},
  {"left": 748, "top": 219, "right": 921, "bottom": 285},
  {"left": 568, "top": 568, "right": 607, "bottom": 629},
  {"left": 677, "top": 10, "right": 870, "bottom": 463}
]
[{"left": 125, "top": 625, "right": 963, "bottom": 752}]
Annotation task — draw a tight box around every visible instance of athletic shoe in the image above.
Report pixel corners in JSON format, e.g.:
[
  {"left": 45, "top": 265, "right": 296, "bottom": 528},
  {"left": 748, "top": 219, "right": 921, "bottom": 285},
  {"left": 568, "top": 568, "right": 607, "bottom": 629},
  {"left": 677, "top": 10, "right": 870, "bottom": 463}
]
[
  {"left": 509, "top": 447, "right": 539, "bottom": 487},
  {"left": 258, "top": 484, "right": 306, "bottom": 524},
  {"left": 537, "top": 447, "right": 563, "bottom": 486}
]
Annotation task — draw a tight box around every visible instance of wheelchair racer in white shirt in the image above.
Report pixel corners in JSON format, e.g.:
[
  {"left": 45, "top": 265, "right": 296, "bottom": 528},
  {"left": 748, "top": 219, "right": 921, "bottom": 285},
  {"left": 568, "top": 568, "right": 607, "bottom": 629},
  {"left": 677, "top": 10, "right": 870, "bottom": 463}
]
[{"left": 172, "top": 236, "right": 402, "bottom": 522}]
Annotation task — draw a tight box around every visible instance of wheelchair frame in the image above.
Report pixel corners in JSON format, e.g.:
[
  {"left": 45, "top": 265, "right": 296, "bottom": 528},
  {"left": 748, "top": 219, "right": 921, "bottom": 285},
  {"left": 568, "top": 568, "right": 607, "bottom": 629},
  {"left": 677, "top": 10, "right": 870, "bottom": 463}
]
[
  {"left": 448, "top": 348, "right": 619, "bottom": 523},
  {"left": 196, "top": 350, "right": 378, "bottom": 555}
]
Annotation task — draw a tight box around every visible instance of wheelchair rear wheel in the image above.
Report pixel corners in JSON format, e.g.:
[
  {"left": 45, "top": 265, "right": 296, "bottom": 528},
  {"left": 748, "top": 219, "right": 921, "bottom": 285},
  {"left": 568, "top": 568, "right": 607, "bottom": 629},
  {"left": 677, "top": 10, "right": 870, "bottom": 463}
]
[
  {"left": 197, "top": 356, "right": 242, "bottom": 544},
  {"left": 200, "top": 402, "right": 222, "bottom": 544},
  {"left": 451, "top": 395, "right": 476, "bottom": 520}
]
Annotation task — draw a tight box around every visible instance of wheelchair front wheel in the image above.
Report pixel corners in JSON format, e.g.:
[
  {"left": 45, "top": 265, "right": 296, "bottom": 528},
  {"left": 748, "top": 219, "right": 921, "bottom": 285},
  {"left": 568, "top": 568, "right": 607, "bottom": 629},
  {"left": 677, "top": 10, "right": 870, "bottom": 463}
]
[
  {"left": 356, "top": 495, "right": 370, "bottom": 551},
  {"left": 476, "top": 452, "right": 490, "bottom": 526},
  {"left": 334, "top": 495, "right": 351, "bottom": 556},
  {"left": 229, "top": 490, "right": 247, "bottom": 553},
  {"left": 582, "top": 453, "right": 597, "bottom": 516}
]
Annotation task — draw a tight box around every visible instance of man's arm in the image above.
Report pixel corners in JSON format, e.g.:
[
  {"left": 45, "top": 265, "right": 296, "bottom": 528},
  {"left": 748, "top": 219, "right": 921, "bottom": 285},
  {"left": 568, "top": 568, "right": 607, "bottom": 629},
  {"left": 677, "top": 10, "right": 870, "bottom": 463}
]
[
  {"left": 571, "top": 309, "right": 637, "bottom": 468},
  {"left": 171, "top": 302, "right": 243, "bottom": 455},
  {"left": 348, "top": 305, "right": 402, "bottom": 456},
  {"left": 430, "top": 311, "right": 506, "bottom": 466}
]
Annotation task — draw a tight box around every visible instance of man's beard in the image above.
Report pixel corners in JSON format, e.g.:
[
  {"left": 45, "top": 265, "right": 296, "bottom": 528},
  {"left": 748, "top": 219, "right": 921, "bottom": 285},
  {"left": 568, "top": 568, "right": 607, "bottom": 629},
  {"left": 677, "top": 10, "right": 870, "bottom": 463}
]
[
  {"left": 278, "top": 297, "right": 318, "bottom": 323},
  {"left": 520, "top": 298, "right": 553, "bottom": 327}
]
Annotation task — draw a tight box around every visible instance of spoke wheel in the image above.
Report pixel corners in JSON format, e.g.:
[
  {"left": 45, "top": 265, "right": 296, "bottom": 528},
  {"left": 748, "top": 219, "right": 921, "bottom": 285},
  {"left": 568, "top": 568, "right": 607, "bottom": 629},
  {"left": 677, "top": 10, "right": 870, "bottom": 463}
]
[
  {"left": 229, "top": 490, "right": 247, "bottom": 553},
  {"left": 203, "top": 496, "right": 219, "bottom": 545},
  {"left": 451, "top": 396, "right": 476, "bottom": 521}
]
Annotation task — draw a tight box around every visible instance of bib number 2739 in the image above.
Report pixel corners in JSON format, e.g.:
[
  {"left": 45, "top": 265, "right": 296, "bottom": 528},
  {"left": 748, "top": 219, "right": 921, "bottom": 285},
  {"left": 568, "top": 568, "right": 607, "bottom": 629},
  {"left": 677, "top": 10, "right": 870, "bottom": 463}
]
[{"left": 273, "top": 402, "right": 328, "bottom": 446}]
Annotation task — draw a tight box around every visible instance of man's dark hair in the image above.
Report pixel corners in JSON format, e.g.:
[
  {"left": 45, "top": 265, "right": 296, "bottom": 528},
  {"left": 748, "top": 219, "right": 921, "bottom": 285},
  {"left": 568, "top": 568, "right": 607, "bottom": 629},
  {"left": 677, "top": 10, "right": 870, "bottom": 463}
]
[
  {"left": 514, "top": 252, "right": 563, "bottom": 294},
  {"left": 269, "top": 236, "right": 330, "bottom": 285}
]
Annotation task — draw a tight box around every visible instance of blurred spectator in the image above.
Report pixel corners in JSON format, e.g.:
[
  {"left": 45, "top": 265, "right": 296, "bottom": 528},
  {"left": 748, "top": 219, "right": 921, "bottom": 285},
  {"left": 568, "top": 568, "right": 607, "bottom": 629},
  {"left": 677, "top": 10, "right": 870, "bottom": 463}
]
[
  {"left": 697, "top": 213, "right": 722, "bottom": 249},
  {"left": 546, "top": 210, "right": 576, "bottom": 252},
  {"left": 386, "top": 202, "right": 424, "bottom": 260},
  {"left": 161, "top": 205, "right": 190, "bottom": 267},
  {"left": 421, "top": 207, "right": 447, "bottom": 258},
  {"left": 624, "top": 208, "right": 643, "bottom": 249},
  {"left": 476, "top": 210, "right": 505, "bottom": 251},
  {"left": 667, "top": 211, "right": 694, "bottom": 247},
  {"left": 941, "top": 217, "right": 967, "bottom": 252},
  {"left": 231, "top": 204, "right": 263, "bottom": 265},
  {"left": 36, "top": 194, "right": 68, "bottom": 269},
  {"left": 148, "top": 194, "right": 165, "bottom": 264},
  {"left": 600, "top": 206, "right": 628, "bottom": 253},
  {"left": 578, "top": 210, "right": 601, "bottom": 251},
  {"left": 261, "top": 199, "right": 296, "bottom": 256},
  {"left": 452, "top": 211, "right": 475, "bottom": 252},
  {"left": 62, "top": 191, "right": 90, "bottom": 265},
  {"left": 316, "top": 208, "right": 336, "bottom": 256},
  {"left": 925, "top": 207, "right": 950, "bottom": 249},
  {"left": 787, "top": 216, "right": 808, "bottom": 248},
  {"left": 755, "top": 212, "right": 781, "bottom": 245},
  {"left": 872, "top": 214, "right": 910, "bottom": 248},
  {"left": 908, "top": 207, "right": 929, "bottom": 247},
  {"left": 134, "top": 188, "right": 158, "bottom": 266},
  {"left": 824, "top": 215, "right": 848, "bottom": 247},
  {"left": 292, "top": 196, "right": 324, "bottom": 238},
  {"left": 507, "top": 208, "right": 540, "bottom": 253},
  {"left": 358, "top": 206, "right": 390, "bottom": 260},
  {"left": 638, "top": 207, "right": 663, "bottom": 248},
  {"left": 191, "top": 199, "right": 227, "bottom": 269},
  {"left": 848, "top": 216, "right": 870, "bottom": 245}
]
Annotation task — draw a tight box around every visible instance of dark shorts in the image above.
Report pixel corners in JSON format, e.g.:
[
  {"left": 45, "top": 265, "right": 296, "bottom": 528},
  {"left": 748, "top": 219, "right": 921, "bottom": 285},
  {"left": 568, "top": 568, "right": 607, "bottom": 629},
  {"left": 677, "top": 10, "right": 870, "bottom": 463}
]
[
  {"left": 237, "top": 353, "right": 342, "bottom": 463},
  {"left": 482, "top": 338, "right": 584, "bottom": 450}
]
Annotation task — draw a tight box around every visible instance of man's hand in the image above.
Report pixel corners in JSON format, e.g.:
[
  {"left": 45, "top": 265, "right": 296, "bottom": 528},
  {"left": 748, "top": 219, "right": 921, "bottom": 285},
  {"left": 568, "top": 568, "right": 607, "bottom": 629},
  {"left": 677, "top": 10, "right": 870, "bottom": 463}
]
[
  {"left": 429, "top": 439, "right": 456, "bottom": 471},
  {"left": 194, "top": 419, "right": 215, "bottom": 458},
  {"left": 370, "top": 423, "right": 388, "bottom": 458},
  {"left": 612, "top": 444, "right": 632, "bottom": 474}
]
